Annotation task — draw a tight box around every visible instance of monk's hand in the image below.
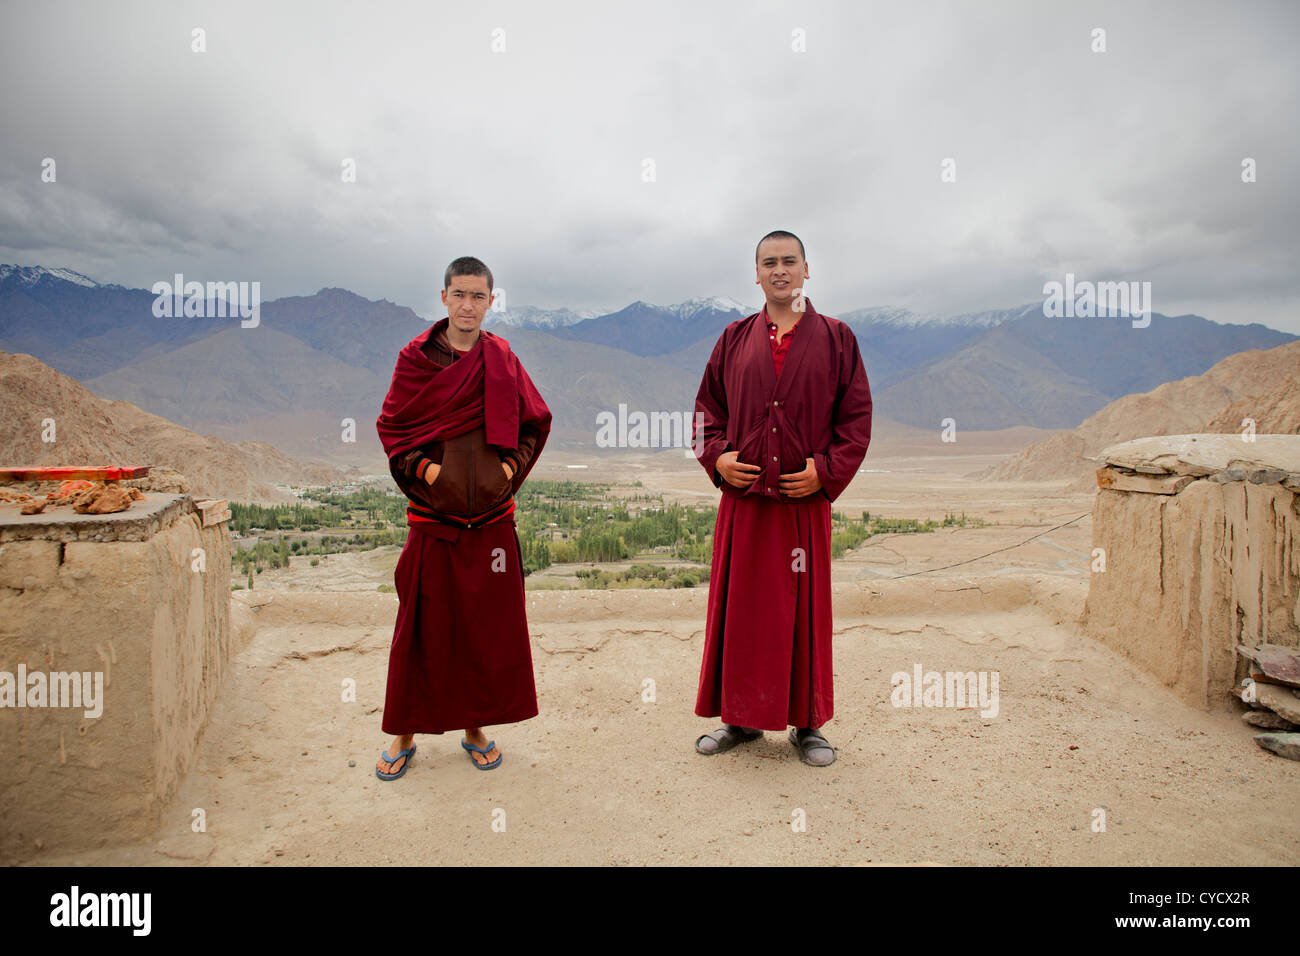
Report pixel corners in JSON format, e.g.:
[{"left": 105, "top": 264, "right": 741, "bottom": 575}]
[
  {"left": 501, "top": 460, "right": 515, "bottom": 481},
  {"left": 424, "top": 462, "right": 441, "bottom": 486},
  {"left": 779, "top": 457, "right": 822, "bottom": 497},
  {"left": 717, "top": 450, "right": 761, "bottom": 489}
]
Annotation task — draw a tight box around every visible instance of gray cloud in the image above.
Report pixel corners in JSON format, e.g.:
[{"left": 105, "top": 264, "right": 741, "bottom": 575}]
[{"left": 1, "top": 0, "right": 1296, "bottom": 331}]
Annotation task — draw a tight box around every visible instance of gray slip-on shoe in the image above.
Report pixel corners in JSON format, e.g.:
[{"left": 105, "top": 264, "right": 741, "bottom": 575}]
[
  {"left": 789, "top": 727, "right": 836, "bottom": 766},
  {"left": 695, "top": 724, "right": 763, "bottom": 755}
]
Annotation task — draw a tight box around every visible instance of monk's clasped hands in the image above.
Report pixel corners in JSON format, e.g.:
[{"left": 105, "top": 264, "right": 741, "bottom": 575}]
[
  {"left": 778, "top": 457, "right": 822, "bottom": 497},
  {"left": 718, "top": 452, "right": 821, "bottom": 497},
  {"left": 716, "top": 450, "right": 761, "bottom": 489}
]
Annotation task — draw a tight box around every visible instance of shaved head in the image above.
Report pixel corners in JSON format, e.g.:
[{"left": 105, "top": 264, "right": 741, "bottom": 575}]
[{"left": 755, "top": 230, "right": 805, "bottom": 262}]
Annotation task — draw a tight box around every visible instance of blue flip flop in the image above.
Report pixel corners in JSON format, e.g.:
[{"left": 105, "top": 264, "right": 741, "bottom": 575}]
[
  {"left": 460, "top": 738, "right": 502, "bottom": 770},
  {"left": 375, "top": 743, "right": 416, "bottom": 780}
]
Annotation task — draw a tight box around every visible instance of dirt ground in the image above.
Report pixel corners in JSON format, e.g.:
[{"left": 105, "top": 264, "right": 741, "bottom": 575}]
[{"left": 32, "top": 425, "right": 1300, "bottom": 866}]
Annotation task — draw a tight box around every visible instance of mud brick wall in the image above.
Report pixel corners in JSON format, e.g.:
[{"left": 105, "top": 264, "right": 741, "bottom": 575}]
[
  {"left": 1082, "top": 472, "right": 1300, "bottom": 709},
  {"left": 0, "top": 494, "right": 232, "bottom": 862}
]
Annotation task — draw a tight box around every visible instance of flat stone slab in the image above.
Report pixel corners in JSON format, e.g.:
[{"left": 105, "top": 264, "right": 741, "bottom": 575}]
[
  {"left": 1243, "top": 683, "right": 1300, "bottom": 724},
  {"left": 1237, "top": 644, "right": 1300, "bottom": 688},
  {"left": 1097, "top": 434, "right": 1300, "bottom": 478},
  {"left": 0, "top": 493, "right": 192, "bottom": 543},
  {"left": 1254, "top": 732, "right": 1300, "bottom": 761},
  {"left": 1095, "top": 470, "right": 1194, "bottom": 495},
  {"left": 1244, "top": 710, "right": 1296, "bottom": 730}
]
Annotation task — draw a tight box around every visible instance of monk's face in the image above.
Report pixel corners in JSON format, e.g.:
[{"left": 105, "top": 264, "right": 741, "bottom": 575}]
[
  {"left": 755, "top": 237, "right": 810, "bottom": 307},
  {"left": 441, "top": 274, "right": 495, "bottom": 334}
]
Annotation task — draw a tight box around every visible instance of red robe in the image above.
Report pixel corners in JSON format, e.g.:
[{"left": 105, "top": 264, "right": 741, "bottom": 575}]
[
  {"left": 375, "top": 325, "right": 551, "bottom": 734},
  {"left": 692, "top": 299, "right": 872, "bottom": 730}
]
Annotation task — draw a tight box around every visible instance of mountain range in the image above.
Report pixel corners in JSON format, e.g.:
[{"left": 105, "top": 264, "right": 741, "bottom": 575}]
[{"left": 1, "top": 264, "right": 1293, "bottom": 467}]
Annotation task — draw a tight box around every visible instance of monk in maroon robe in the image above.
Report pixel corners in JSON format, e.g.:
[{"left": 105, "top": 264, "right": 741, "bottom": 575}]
[
  {"left": 374, "top": 257, "right": 550, "bottom": 778},
  {"left": 691, "top": 231, "right": 872, "bottom": 766}
]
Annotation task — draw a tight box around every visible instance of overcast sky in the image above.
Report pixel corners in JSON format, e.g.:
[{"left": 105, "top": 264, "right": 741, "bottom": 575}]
[{"left": 1, "top": 0, "right": 1297, "bottom": 332}]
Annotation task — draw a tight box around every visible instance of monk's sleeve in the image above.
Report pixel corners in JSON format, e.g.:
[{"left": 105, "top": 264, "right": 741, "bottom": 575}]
[
  {"left": 502, "top": 425, "right": 540, "bottom": 476},
  {"left": 496, "top": 355, "right": 551, "bottom": 478},
  {"left": 393, "top": 446, "right": 438, "bottom": 483},
  {"left": 692, "top": 334, "right": 731, "bottom": 488},
  {"left": 812, "top": 328, "right": 872, "bottom": 503}
]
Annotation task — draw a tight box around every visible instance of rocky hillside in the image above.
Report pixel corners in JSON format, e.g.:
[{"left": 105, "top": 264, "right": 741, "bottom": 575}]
[
  {"left": 1203, "top": 374, "right": 1300, "bottom": 434},
  {"left": 978, "top": 340, "right": 1300, "bottom": 490},
  {"left": 0, "top": 350, "right": 355, "bottom": 503}
]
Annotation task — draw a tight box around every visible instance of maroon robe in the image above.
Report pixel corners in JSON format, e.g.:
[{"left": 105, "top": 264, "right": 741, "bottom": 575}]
[
  {"left": 692, "top": 299, "right": 872, "bottom": 730},
  {"left": 376, "top": 324, "right": 551, "bottom": 734}
]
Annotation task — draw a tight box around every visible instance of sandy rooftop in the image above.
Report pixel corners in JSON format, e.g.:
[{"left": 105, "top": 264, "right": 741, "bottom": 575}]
[{"left": 33, "top": 426, "right": 1300, "bottom": 866}]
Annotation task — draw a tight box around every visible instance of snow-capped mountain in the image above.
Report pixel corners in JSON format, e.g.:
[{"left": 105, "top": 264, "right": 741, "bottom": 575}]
[
  {"left": 542, "top": 297, "right": 752, "bottom": 357},
  {"left": 662, "top": 296, "right": 752, "bottom": 319},
  {"left": 483, "top": 305, "right": 605, "bottom": 330},
  {"left": 0, "top": 264, "right": 99, "bottom": 288},
  {"left": 612, "top": 297, "right": 752, "bottom": 320},
  {"left": 485, "top": 296, "right": 752, "bottom": 345},
  {"left": 488, "top": 296, "right": 751, "bottom": 332},
  {"left": 841, "top": 303, "right": 1041, "bottom": 330}
]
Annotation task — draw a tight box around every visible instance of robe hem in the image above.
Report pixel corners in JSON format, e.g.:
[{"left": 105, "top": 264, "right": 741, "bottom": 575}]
[
  {"left": 382, "top": 705, "right": 539, "bottom": 737},
  {"left": 693, "top": 707, "right": 831, "bottom": 733}
]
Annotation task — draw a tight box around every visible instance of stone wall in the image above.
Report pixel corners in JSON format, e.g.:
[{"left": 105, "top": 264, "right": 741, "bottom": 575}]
[
  {"left": 1081, "top": 435, "right": 1300, "bottom": 709},
  {"left": 0, "top": 494, "right": 234, "bottom": 862}
]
